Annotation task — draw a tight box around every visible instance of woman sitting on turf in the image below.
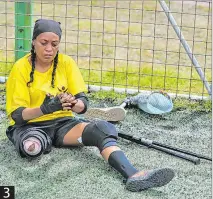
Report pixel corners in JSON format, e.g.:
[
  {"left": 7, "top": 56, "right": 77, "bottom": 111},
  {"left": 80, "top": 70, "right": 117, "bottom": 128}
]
[{"left": 5, "top": 19, "right": 175, "bottom": 192}]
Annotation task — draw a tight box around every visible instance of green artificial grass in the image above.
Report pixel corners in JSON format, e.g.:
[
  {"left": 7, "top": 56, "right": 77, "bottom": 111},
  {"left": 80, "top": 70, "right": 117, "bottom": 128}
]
[
  {"left": 0, "top": 98, "right": 212, "bottom": 199},
  {"left": 0, "top": 1, "right": 211, "bottom": 196}
]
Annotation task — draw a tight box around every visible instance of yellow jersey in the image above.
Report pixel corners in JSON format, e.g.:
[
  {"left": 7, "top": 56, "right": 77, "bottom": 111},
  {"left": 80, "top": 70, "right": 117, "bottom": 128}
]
[{"left": 6, "top": 53, "right": 87, "bottom": 125}]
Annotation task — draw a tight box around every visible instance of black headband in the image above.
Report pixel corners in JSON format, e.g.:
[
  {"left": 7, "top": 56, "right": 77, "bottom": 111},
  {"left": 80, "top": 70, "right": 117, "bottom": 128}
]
[{"left": 32, "top": 19, "right": 62, "bottom": 40}]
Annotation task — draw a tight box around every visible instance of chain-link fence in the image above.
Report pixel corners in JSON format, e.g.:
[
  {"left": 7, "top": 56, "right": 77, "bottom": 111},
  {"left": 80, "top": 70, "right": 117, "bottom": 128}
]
[{"left": 0, "top": 0, "right": 212, "bottom": 99}]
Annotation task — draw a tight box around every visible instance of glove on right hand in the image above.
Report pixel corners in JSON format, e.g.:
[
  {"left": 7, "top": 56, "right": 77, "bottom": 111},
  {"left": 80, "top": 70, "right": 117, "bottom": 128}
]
[{"left": 40, "top": 95, "right": 63, "bottom": 115}]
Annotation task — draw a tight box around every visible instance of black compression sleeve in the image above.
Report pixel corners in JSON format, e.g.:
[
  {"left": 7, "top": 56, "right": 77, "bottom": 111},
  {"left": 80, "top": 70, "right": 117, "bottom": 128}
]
[
  {"left": 74, "top": 92, "right": 89, "bottom": 114},
  {"left": 11, "top": 107, "right": 28, "bottom": 125}
]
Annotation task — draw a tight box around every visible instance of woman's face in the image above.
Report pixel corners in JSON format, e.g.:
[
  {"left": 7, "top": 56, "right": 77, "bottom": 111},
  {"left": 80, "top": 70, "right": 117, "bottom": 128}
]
[{"left": 33, "top": 32, "right": 60, "bottom": 64}]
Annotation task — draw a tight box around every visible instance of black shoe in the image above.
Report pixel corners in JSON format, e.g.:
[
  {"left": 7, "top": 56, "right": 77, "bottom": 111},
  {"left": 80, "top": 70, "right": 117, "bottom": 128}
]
[{"left": 125, "top": 168, "right": 175, "bottom": 192}]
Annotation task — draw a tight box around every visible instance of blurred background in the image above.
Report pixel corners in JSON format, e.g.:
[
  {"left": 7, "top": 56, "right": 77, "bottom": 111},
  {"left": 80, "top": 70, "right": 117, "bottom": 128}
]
[{"left": 0, "top": 0, "right": 212, "bottom": 99}]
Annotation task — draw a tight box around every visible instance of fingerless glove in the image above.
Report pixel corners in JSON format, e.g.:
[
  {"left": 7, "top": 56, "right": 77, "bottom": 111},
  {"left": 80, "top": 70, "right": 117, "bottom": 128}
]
[{"left": 40, "top": 95, "right": 63, "bottom": 114}]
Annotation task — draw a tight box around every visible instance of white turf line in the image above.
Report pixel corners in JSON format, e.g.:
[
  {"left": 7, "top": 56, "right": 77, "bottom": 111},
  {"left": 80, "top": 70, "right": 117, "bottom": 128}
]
[
  {"left": 0, "top": 76, "right": 210, "bottom": 100},
  {"left": 87, "top": 85, "right": 211, "bottom": 101}
]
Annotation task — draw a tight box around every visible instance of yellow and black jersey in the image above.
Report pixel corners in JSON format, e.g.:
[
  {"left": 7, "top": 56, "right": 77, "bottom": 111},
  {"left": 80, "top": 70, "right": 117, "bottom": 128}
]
[{"left": 6, "top": 53, "right": 87, "bottom": 125}]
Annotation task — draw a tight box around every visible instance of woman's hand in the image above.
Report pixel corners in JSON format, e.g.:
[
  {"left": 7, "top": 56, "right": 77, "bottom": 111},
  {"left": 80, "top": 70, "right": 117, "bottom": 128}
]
[
  {"left": 58, "top": 93, "right": 85, "bottom": 113},
  {"left": 58, "top": 93, "right": 78, "bottom": 110},
  {"left": 40, "top": 94, "right": 63, "bottom": 114}
]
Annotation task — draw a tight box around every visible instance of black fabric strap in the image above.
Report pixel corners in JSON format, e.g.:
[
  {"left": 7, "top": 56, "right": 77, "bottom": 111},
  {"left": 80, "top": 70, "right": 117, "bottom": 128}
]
[
  {"left": 17, "top": 127, "right": 52, "bottom": 158},
  {"left": 74, "top": 92, "right": 89, "bottom": 114},
  {"left": 11, "top": 107, "right": 28, "bottom": 125}
]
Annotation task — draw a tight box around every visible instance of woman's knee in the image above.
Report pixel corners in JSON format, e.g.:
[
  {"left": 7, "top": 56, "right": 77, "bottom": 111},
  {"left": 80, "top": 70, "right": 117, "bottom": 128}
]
[
  {"left": 81, "top": 120, "right": 118, "bottom": 152},
  {"left": 17, "top": 128, "right": 52, "bottom": 158},
  {"left": 22, "top": 137, "right": 42, "bottom": 156}
]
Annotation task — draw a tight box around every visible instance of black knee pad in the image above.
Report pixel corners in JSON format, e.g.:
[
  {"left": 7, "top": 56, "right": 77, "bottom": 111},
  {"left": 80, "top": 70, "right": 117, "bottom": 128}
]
[
  {"left": 17, "top": 128, "right": 52, "bottom": 158},
  {"left": 81, "top": 120, "right": 118, "bottom": 152}
]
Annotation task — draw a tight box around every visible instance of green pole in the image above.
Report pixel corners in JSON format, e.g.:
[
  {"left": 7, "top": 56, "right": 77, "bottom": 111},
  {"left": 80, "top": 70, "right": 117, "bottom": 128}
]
[{"left": 15, "top": 1, "right": 32, "bottom": 61}]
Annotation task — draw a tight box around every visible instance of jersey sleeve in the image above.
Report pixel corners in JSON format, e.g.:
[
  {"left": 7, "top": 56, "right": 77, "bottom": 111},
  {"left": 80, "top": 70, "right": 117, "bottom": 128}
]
[
  {"left": 65, "top": 56, "right": 87, "bottom": 95},
  {"left": 6, "top": 64, "right": 30, "bottom": 116}
]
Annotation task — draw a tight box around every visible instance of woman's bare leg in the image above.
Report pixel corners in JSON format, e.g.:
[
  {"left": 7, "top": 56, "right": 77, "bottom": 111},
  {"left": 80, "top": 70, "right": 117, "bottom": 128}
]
[
  {"left": 62, "top": 122, "right": 121, "bottom": 161},
  {"left": 63, "top": 122, "right": 88, "bottom": 146},
  {"left": 62, "top": 122, "right": 175, "bottom": 192}
]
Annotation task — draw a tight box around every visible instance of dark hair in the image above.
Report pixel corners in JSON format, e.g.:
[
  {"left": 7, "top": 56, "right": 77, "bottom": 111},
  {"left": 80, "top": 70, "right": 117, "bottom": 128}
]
[{"left": 27, "top": 45, "right": 58, "bottom": 88}]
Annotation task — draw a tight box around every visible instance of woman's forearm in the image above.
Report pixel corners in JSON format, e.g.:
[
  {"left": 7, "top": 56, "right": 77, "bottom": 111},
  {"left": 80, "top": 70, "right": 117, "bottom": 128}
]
[
  {"left": 22, "top": 107, "right": 44, "bottom": 121},
  {"left": 21, "top": 99, "right": 85, "bottom": 120},
  {"left": 22, "top": 99, "right": 84, "bottom": 120}
]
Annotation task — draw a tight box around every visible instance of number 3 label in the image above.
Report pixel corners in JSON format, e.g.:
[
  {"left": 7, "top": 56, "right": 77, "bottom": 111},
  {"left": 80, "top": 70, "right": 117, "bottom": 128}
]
[
  {"left": 0, "top": 186, "right": 14, "bottom": 199},
  {"left": 3, "top": 187, "right": 10, "bottom": 198}
]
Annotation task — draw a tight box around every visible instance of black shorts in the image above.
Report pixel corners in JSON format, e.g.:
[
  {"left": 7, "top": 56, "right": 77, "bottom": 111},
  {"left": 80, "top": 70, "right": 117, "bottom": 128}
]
[{"left": 6, "top": 116, "right": 86, "bottom": 148}]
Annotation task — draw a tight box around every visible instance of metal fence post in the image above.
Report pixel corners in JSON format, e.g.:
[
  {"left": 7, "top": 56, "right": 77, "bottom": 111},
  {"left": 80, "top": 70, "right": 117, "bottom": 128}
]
[
  {"left": 15, "top": 1, "right": 32, "bottom": 61},
  {"left": 158, "top": 0, "right": 212, "bottom": 96}
]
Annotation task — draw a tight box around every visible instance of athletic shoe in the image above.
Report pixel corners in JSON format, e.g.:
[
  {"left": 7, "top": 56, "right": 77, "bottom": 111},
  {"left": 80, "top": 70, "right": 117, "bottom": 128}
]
[
  {"left": 125, "top": 168, "right": 175, "bottom": 192},
  {"left": 84, "top": 106, "right": 126, "bottom": 122}
]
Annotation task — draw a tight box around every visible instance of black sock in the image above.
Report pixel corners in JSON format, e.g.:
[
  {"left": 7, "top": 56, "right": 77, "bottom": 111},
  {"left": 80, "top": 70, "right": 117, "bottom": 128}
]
[{"left": 108, "top": 150, "right": 138, "bottom": 179}]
